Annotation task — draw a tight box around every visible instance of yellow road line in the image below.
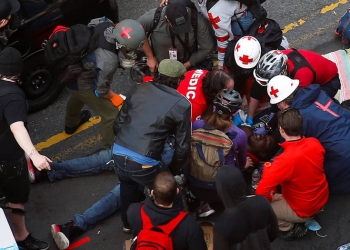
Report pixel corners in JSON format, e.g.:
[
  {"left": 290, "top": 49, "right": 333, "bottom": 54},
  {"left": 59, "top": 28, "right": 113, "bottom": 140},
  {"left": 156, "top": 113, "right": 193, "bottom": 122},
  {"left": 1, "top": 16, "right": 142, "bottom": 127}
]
[
  {"left": 283, "top": 0, "right": 348, "bottom": 34},
  {"left": 48, "top": 134, "right": 102, "bottom": 161},
  {"left": 35, "top": 116, "right": 101, "bottom": 151},
  {"left": 321, "top": 0, "right": 348, "bottom": 14}
]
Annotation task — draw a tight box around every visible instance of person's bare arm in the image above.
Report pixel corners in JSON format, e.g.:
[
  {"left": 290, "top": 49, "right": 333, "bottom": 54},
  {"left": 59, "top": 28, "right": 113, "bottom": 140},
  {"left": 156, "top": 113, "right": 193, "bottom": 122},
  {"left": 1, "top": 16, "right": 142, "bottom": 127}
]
[
  {"left": 248, "top": 97, "right": 260, "bottom": 118},
  {"left": 142, "top": 38, "right": 158, "bottom": 72},
  {"left": 160, "top": 0, "right": 168, "bottom": 6},
  {"left": 10, "top": 121, "right": 51, "bottom": 170}
]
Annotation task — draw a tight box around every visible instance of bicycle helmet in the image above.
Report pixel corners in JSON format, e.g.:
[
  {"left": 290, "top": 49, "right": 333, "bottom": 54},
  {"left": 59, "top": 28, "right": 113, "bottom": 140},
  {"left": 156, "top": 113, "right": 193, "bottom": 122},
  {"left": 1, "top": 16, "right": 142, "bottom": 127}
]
[
  {"left": 267, "top": 75, "right": 299, "bottom": 104},
  {"left": 113, "top": 19, "right": 145, "bottom": 50},
  {"left": 234, "top": 36, "right": 261, "bottom": 69},
  {"left": 253, "top": 50, "right": 288, "bottom": 86},
  {"left": 214, "top": 88, "right": 242, "bottom": 115}
]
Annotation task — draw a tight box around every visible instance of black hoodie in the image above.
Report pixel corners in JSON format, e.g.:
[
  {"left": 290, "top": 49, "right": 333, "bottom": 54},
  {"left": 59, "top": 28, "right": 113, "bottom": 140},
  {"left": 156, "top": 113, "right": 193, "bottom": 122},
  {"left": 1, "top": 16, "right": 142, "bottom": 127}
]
[
  {"left": 214, "top": 165, "right": 278, "bottom": 250},
  {"left": 127, "top": 197, "right": 207, "bottom": 250}
]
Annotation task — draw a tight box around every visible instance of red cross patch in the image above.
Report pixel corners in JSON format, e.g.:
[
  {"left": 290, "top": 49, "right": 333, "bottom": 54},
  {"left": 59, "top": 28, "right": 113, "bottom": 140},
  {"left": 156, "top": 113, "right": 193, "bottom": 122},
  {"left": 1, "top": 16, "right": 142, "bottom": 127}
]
[
  {"left": 239, "top": 54, "right": 253, "bottom": 64},
  {"left": 270, "top": 86, "right": 279, "bottom": 98},
  {"left": 121, "top": 27, "right": 132, "bottom": 39},
  {"left": 235, "top": 43, "right": 241, "bottom": 52},
  {"left": 208, "top": 13, "right": 221, "bottom": 29}
]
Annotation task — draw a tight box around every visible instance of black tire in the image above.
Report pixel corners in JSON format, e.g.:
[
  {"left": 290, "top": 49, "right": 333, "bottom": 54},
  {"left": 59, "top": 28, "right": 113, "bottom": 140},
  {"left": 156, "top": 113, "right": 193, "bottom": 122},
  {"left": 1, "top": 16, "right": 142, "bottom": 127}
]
[{"left": 21, "top": 50, "right": 64, "bottom": 112}]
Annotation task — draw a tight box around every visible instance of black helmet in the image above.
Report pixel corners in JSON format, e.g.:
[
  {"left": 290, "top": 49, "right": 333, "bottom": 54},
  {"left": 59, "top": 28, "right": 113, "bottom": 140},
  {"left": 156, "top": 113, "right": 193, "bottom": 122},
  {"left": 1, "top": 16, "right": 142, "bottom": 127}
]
[
  {"left": 253, "top": 50, "right": 288, "bottom": 86},
  {"left": 214, "top": 88, "right": 242, "bottom": 115}
]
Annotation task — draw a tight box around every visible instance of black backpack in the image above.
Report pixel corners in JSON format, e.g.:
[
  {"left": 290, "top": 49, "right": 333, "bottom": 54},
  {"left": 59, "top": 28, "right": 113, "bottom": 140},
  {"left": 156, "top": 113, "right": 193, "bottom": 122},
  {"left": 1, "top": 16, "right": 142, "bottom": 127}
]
[
  {"left": 246, "top": 18, "right": 283, "bottom": 54},
  {"left": 43, "top": 24, "right": 98, "bottom": 72},
  {"left": 43, "top": 20, "right": 116, "bottom": 73},
  {"left": 224, "top": 18, "right": 282, "bottom": 71}
]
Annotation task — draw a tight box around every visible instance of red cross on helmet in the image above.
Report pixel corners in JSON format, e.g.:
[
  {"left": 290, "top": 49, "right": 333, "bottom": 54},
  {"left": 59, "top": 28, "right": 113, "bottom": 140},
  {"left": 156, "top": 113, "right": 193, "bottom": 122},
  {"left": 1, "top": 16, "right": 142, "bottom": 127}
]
[
  {"left": 234, "top": 36, "right": 261, "bottom": 69},
  {"left": 267, "top": 75, "right": 299, "bottom": 104},
  {"left": 113, "top": 19, "right": 145, "bottom": 50}
]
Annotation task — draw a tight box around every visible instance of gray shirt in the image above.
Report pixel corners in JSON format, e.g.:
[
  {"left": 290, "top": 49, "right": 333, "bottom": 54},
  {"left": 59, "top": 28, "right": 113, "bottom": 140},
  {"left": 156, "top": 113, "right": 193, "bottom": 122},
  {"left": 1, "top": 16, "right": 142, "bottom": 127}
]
[{"left": 138, "top": 6, "right": 214, "bottom": 66}]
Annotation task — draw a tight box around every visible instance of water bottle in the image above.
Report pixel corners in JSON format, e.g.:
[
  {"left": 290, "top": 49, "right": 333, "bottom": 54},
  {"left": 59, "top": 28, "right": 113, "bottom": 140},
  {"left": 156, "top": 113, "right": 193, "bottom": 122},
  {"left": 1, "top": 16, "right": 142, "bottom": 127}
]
[
  {"left": 252, "top": 169, "right": 261, "bottom": 190},
  {"left": 338, "top": 243, "right": 350, "bottom": 250}
]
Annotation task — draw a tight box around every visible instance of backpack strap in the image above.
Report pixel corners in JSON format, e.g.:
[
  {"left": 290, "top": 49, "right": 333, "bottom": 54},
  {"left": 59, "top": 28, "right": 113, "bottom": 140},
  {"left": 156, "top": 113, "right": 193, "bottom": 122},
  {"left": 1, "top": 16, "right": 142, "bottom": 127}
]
[
  {"left": 196, "top": 143, "right": 224, "bottom": 168},
  {"left": 288, "top": 48, "right": 317, "bottom": 83},
  {"left": 148, "top": 6, "right": 164, "bottom": 38},
  {"left": 140, "top": 205, "right": 187, "bottom": 235},
  {"left": 156, "top": 211, "right": 187, "bottom": 235},
  {"left": 190, "top": 8, "right": 198, "bottom": 48}
]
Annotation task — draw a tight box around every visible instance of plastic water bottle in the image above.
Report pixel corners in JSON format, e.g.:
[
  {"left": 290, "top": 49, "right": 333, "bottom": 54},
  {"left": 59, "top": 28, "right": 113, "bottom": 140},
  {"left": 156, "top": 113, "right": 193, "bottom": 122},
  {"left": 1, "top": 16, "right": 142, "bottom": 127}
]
[
  {"left": 252, "top": 169, "right": 261, "bottom": 190},
  {"left": 338, "top": 243, "right": 350, "bottom": 250}
]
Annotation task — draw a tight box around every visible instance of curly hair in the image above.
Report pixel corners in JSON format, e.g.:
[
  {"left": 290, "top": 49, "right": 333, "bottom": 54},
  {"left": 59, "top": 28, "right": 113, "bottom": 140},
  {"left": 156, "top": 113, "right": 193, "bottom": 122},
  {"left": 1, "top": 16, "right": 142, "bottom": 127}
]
[
  {"left": 154, "top": 73, "right": 184, "bottom": 89},
  {"left": 202, "top": 70, "right": 233, "bottom": 104}
]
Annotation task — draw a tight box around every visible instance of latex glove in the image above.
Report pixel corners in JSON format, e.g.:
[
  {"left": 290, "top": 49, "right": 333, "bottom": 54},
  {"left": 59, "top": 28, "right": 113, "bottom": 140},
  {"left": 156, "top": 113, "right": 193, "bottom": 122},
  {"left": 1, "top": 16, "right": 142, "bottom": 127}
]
[
  {"left": 269, "top": 113, "right": 275, "bottom": 120},
  {"left": 246, "top": 116, "right": 253, "bottom": 126},
  {"left": 234, "top": 113, "right": 245, "bottom": 126},
  {"left": 255, "top": 126, "right": 267, "bottom": 135},
  {"left": 110, "top": 94, "right": 126, "bottom": 107}
]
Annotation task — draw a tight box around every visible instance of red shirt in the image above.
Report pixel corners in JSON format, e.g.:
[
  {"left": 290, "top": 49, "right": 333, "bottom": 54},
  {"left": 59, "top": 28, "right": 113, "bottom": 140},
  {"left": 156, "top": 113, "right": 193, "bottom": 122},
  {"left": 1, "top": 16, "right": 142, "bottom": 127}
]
[
  {"left": 256, "top": 137, "right": 329, "bottom": 218},
  {"left": 283, "top": 49, "right": 338, "bottom": 87},
  {"left": 177, "top": 69, "right": 209, "bottom": 122}
]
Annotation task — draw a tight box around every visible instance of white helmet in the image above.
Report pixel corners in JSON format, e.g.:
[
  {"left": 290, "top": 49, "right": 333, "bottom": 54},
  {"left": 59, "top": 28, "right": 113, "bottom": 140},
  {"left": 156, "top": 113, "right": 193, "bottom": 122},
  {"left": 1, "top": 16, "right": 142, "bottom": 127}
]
[
  {"left": 267, "top": 75, "right": 299, "bottom": 104},
  {"left": 234, "top": 36, "right": 261, "bottom": 69}
]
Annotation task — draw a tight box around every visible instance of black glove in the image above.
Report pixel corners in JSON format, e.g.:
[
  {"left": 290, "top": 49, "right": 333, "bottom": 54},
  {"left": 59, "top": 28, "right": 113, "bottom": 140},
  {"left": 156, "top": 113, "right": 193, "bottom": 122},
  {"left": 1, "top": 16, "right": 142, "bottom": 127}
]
[{"left": 8, "top": 12, "right": 22, "bottom": 31}]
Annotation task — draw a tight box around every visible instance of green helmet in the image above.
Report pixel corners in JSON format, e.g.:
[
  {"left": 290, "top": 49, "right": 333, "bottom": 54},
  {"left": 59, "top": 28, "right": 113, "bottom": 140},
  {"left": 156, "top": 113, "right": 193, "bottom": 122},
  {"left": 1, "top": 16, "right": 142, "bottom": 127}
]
[{"left": 113, "top": 19, "right": 145, "bottom": 50}]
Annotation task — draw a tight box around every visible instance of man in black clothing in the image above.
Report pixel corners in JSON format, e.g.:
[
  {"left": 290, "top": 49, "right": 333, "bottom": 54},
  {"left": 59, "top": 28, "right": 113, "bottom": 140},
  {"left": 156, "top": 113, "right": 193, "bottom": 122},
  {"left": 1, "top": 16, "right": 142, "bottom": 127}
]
[
  {"left": 213, "top": 165, "right": 278, "bottom": 249},
  {"left": 0, "top": 47, "right": 51, "bottom": 250},
  {"left": 127, "top": 171, "right": 207, "bottom": 250},
  {"left": 112, "top": 59, "right": 191, "bottom": 232}
]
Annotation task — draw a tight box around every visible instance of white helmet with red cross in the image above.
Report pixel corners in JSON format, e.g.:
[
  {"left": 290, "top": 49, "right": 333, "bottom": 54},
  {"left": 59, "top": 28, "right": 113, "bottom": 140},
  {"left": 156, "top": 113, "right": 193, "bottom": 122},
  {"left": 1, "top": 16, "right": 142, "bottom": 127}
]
[
  {"left": 267, "top": 75, "right": 299, "bottom": 104},
  {"left": 234, "top": 36, "right": 261, "bottom": 69}
]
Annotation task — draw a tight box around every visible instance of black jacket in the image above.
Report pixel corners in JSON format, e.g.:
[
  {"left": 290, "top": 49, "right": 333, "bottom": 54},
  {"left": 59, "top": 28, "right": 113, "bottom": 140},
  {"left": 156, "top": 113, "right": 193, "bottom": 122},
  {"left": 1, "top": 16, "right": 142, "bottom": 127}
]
[
  {"left": 214, "top": 165, "right": 278, "bottom": 250},
  {"left": 113, "top": 81, "right": 191, "bottom": 174},
  {"left": 127, "top": 198, "right": 207, "bottom": 250}
]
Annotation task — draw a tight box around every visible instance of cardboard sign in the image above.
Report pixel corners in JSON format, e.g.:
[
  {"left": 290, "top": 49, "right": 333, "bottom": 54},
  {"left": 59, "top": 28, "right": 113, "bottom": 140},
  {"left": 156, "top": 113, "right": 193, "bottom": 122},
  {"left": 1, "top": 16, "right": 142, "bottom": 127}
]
[{"left": 124, "top": 239, "right": 132, "bottom": 250}]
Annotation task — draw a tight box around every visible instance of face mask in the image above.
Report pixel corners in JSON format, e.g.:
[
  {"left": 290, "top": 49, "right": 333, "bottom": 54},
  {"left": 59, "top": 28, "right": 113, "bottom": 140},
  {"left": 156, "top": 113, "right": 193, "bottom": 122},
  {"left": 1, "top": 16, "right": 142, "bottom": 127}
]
[{"left": 305, "top": 219, "right": 327, "bottom": 237}]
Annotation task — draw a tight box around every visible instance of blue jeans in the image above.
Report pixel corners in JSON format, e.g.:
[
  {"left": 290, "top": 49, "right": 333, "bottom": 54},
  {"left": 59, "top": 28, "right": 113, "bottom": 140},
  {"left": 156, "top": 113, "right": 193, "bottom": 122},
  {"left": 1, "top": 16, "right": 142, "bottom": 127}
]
[
  {"left": 231, "top": 11, "right": 255, "bottom": 36},
  {"left": 73, "top": 183, "right": 121, "bottom": 231},
  {"left": 47, "top": 149, "right": 114, "bottom": 182},
  {"left": 112, "top": 155, "right": 168, "bottom": 228}
]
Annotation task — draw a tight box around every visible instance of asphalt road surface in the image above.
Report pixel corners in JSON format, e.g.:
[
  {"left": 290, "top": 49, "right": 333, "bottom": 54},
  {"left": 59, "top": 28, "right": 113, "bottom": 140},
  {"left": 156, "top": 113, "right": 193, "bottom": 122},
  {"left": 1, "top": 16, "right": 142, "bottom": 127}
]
[{"left": 3, "top": 0, "right": 350, "bottom": 249}]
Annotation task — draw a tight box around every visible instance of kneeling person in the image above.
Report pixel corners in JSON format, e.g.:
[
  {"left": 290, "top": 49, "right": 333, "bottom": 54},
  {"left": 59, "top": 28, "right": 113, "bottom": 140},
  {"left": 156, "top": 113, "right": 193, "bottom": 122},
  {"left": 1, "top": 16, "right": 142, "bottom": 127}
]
[
  {"left": 256, "top": 109, "right": 329, "bottom": 241},
  {"left": 127, "top": 171, "right": 207, "bottom": 250}
]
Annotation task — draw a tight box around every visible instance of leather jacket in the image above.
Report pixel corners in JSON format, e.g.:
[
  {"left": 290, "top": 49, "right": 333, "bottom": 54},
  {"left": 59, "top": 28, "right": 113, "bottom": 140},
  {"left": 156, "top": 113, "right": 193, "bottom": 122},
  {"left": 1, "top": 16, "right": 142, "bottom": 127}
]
[{"left": 113, "top": 81, "right": 192, "bottom": 174}]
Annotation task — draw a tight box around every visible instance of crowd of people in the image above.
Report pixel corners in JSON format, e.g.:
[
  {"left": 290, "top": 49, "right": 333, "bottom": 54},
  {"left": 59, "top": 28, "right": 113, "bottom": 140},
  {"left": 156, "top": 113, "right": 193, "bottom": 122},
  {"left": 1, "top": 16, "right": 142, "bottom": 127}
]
[{"left": 1, "top": 0, "right": 350, "bottom": 249}]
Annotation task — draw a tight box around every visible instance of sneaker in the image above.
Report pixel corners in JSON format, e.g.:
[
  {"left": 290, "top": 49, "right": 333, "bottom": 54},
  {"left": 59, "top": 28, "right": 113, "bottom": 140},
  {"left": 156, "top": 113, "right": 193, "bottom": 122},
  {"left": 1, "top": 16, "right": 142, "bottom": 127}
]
[
  {"left": 0, "top": 188, "right": 5, "bottom": 201},
  {"left": 27, "top": 158, "right": 45, "bottom": 183},
  {"left": 123, "top": 226, "right": 131, "bottom": 234},
  {"left": 51, "top": 221, "right": 83, "bottom": 249},
  {"left": 197, "top": 202, "right": 215, "bottom": 218},
  {"left": 65, "top": 110, "right": 91, "bottom": 135},
  {"left": 278, "top": 223, "right": 308, "bottom": 241},
  {"left": 16, "top": 233, "right": 50, "bottom": 250}
]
